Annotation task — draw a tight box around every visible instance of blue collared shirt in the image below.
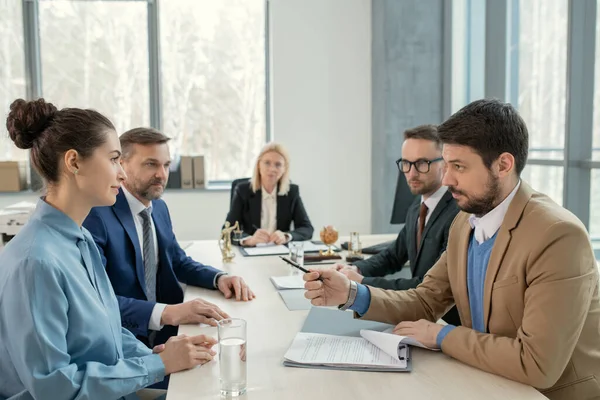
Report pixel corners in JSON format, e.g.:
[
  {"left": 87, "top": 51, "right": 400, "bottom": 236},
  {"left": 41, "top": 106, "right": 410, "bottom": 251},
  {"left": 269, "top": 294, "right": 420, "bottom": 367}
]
[
  {"left": 349, "top": 283, "right": 371, "bottom": 315},
  {"left": 0, "top": 200, "right": 165, "bottom": 400}
]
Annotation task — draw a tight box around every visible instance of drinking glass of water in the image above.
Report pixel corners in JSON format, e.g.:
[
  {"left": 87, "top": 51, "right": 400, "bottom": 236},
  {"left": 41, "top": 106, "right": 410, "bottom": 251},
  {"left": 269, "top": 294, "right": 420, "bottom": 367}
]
[
  {"left": 232, "top": 230, "right": 243, "bottom": 245},
  {"left": 217, "top": 318, "right": 247, "bottom": 396},
  {"left": 288, "top": 242, "right": 304, "bottom": 275}
]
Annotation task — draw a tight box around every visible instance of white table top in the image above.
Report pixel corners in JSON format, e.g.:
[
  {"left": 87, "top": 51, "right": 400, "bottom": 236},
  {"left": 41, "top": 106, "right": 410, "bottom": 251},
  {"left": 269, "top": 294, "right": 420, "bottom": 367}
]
[{"left": 166, "top": 235, "right": 547, "bottom": 400}]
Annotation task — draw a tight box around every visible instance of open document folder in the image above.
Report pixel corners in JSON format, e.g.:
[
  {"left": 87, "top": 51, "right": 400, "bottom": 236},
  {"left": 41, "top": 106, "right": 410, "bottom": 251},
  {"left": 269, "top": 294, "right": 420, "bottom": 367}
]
[
  {"left": 283, "top": 331, "right": 410, "bottom": 371},
  {"left": 282, "top": 307, "right": 435, "bottom": 371}
]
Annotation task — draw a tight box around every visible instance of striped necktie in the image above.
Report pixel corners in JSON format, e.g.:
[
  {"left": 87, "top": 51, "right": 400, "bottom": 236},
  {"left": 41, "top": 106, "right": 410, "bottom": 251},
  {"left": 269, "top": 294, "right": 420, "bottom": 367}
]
[{"left": 139, "top": 208, "right": 157, "bottom": 302}]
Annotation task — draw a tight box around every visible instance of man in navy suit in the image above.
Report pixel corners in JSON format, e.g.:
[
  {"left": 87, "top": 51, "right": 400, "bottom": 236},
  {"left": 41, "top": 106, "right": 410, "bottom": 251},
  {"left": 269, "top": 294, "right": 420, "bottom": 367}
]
[{"left": 84, "top": 128, "right": 255, "bottom": 355}]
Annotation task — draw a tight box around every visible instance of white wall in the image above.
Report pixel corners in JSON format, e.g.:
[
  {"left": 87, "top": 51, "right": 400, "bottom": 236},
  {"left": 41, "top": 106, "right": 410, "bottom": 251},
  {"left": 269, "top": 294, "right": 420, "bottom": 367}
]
[
  {"left": 0, "top": 0, "right": 372, "bottom": 241},
  {"left": 269, "top": 0, "right": 372, "bottom": 239}
]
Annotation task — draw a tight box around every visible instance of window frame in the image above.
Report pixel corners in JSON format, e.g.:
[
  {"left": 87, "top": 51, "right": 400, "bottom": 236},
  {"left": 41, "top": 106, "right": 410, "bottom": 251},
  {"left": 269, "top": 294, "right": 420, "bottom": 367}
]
[{"left": 18, "top": 0, "right": 271, "bottom": 189}]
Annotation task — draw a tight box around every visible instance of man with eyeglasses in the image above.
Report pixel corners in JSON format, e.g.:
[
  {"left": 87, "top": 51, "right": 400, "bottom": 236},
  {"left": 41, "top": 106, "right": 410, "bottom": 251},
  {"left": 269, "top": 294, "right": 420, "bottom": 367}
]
[
  {"left": 337, "top": 124, "right": 461, "bottom": 325},
  {"left": 306, "top": 100, "right": 600, "bottom": 398}
]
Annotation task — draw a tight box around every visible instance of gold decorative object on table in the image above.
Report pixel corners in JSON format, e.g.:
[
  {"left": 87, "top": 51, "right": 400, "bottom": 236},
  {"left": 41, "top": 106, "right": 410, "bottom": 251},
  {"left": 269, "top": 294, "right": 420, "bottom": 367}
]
[
  {"left": 319, "top": 225, "right": 339, "bottom": 256},
  {"left": 348, "top": 231, "right": 362, "bottom": 257},
  {"left": 219, "top": 221, "right": 241, "bottom": 263}
]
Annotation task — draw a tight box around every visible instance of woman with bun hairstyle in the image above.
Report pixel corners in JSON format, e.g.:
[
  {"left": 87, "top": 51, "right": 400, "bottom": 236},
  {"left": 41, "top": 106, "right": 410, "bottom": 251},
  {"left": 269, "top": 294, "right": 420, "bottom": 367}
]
[{"left": 0, "top": 99, "right": 216, "bottom": 400}]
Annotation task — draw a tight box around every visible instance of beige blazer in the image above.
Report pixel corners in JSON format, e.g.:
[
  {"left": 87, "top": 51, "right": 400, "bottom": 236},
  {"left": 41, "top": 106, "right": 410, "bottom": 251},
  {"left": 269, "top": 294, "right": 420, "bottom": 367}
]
[{"left": 361, "top": 182, "right": 600, "bottom": 400}]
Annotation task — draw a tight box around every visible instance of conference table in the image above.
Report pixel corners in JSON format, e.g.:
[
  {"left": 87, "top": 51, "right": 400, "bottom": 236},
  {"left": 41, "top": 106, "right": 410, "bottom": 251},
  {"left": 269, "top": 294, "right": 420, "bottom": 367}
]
[{"left": 166, "top": 234, "right": 547, "bottom": 400}]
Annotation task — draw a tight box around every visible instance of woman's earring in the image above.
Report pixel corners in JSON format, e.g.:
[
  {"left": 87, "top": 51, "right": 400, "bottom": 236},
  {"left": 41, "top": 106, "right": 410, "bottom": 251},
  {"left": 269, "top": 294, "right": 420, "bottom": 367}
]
[{"left": 74, "top": 169, "right": 79, "bottom": 175}]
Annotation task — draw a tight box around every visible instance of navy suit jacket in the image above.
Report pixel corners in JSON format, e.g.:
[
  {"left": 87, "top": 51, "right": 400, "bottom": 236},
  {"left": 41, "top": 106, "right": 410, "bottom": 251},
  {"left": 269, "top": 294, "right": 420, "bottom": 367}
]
[{"left": 83, "top": 189, "right": 222, "bottom": 346}]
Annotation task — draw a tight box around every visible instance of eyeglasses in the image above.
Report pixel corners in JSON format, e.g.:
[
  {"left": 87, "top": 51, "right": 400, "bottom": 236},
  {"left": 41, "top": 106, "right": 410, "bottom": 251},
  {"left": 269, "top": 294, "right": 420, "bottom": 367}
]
[
  {"left": 396, "top": 157, "right": 443, "bottom": 173},
  {"left": 261, "top": 160, "right": 285, "bottom": 170}
]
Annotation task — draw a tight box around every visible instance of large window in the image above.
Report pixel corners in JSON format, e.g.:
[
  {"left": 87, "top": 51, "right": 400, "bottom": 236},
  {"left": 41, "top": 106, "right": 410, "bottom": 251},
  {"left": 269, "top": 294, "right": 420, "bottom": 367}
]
[
  {"left": 39, "top": 1, "right": 150, "bottom": 134},
  {"left": 518, "top": 0, "right": 568, "bottom": 161},
  {"left": 465, "top": 0, "right": 599, "bottom": 257},
  {"left": 590, "top": 170, "right": 600, "bottom": 238},
  {"left": 517, "top": 0, "right": 568, "bottom": 206},
  {"left": 0, "top": 0, "right": 27, "bottom": 161},
  {"left": 521, "top": 165, "right": 563, "bottom": 206},
  {"left": 590, "top": 2, "right": 600, "bottom": 240},
  {"left": 593, "top": 0, "right": 600, "bottom": 163},
  {"left": 1, "top": 0, "right": 268, "bottom": 184},
  {"left": 160, "top": 0, "right": 267, "bottom": 182}
]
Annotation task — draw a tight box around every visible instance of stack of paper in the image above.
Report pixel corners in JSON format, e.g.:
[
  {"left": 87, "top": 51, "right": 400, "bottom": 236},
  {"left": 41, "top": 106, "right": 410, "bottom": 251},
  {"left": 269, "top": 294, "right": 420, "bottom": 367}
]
[
  {"left": 379, "top": 328, "right": 440, "bottom": 351},
  {"left": 282, "top": 307, "right": 439, "bottom": 371},
  {"left": 300, "top": 241, "right": 341, "bottom": 253},
  {"left": 282, "top": 307, "right": 407, "bottom": 371},
  {"left": 241, "top": 245, "right": 289, "bottom": 256},
  {"left": 363, "top": 329, "right": 439, "bottom": 351},
  {"left": 283, "top": 331, "right": 409, "bottom": 371},
  {"left": 270, "top": 275, "right": 305, "bottom": 290},
  {"left": 239, "top": 240, "right": 341, "bottom": 257}
]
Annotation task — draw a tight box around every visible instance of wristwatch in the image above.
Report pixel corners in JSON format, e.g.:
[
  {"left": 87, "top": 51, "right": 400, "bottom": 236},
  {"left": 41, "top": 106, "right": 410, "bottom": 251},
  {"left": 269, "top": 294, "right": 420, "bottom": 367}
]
[
  {"left": 214, "top": 272, "right": 228, "bottom": 289},
  {"left": 338, "top": 280, "right": 358, "bottom": 311}
]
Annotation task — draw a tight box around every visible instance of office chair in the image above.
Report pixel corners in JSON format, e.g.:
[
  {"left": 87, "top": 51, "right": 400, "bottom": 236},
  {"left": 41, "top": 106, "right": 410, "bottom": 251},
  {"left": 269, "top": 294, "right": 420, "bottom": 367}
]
[
  {"left": 390, "top": 172, "right": 417, "bottom": 225},
  {"left": 342, "top": 173, "right": 416, "bottom": 254},
  {"left": 230, "top": 177, "right": 250, "bottom": 207}
]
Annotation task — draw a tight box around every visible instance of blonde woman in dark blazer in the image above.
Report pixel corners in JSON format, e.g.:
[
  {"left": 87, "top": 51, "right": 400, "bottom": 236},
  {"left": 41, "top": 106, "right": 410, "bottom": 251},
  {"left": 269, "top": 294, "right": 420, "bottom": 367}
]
[{"left": 225, "top": 142, "right": 314, "bottom": 246}]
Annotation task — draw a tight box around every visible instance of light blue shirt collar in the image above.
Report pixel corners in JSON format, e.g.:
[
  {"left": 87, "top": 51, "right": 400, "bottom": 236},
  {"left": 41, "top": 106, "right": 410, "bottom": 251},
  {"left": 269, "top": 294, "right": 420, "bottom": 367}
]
[{"left": 34, "top": 198, "right": 85, "bottom": 241}]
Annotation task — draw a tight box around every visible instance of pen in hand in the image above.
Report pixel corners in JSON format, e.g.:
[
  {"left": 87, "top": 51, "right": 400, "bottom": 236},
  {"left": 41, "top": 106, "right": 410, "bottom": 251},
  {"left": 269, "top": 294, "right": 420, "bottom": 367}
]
[{"left": 279, "top": 256, "right": 323, "bottom": 281}]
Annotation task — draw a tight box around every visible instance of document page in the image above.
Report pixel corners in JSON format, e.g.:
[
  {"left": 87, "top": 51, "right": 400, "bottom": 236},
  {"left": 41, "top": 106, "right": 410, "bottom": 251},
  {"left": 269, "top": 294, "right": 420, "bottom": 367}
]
[
  {"left": 284, "top": 332, "right": 407, "bottom": 368},
  {"left": 378, "top": 328, "right": 440, "bottom": 351},
  {"left": 297, "top": 241, "right": 339, "bottom": 253},
  {"left": 243, "top": 245, "right": 289, "bottom": 256},
  {"left": 270, "top": 275, "right": 305, "bottom": 289}
]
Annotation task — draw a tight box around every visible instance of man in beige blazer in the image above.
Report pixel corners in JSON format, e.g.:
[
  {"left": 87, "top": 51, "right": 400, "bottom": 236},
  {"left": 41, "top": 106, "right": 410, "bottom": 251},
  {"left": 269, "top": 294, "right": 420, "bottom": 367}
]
[{"left": 304, "top": 99, "right": 600, "bottom": 400}]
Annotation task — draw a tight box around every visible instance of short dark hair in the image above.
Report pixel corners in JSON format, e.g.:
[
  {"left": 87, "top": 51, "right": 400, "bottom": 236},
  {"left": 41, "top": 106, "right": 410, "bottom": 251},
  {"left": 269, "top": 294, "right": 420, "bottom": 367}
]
[
  {"left": 403, "top": 124, "right": 441, "bottom": 149},
  {"left": 438, "top": 99, "right": 529, "bottom": 175},
  {"left": 120, "top": 127, "right": 171, "bottom": 158},
  {"left": 6, "top": 98, "right": 114, "bottom": 184}
]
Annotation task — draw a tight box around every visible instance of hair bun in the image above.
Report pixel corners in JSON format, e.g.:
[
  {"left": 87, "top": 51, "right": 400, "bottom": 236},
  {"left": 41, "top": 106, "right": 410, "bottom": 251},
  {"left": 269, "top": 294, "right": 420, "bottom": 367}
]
[{"left": 6, "top": 98, "right": 58, "bottom": 149}]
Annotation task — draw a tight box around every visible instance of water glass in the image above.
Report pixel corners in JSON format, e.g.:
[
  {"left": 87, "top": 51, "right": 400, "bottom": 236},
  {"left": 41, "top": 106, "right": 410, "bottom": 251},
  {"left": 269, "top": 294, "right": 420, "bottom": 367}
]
[
  {"left": 217, "top": 318, "right": 247, "bottom": 396},
  {"left": 232, "top": 230, "right": 243, "bottom": 244},
  {"left": 288, "top": 242, "right": 304, "bottom": 275}
]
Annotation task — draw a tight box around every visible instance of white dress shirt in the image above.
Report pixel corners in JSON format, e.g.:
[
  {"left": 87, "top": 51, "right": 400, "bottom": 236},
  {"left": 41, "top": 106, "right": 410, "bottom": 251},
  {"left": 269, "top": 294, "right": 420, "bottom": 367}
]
[
  {"left": 241, "top": 186, "right": 292, "bottom": 245},
  {"left": 468, "top": 181, "right": 521, "bottom": 244},
  {"left": 421, "top": 185, "right": 449, "bottom": 226},
  {"left": 122, "top": 186, "right": 166, "bottom": 332},
  {"left": 260, "top": 187, "right": 278, "bottom": 233}
]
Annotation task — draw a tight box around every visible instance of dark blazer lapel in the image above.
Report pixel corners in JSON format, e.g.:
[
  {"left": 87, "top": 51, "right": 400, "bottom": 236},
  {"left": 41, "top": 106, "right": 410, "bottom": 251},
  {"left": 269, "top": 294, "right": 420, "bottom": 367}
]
[
  {"left": 248, "top": 189, "right": 262, "bottom": 234},
  {"left": 415, "top": 190, "right": 454, "bottom": 264},
  {"left": 482, "top": 182, "right": 533, "bottom": 331},
  {"left": 276, "top": 190, "right": 290, "bottom": 231},
  {"left": 421, "top": 190, "right": 453, "bottom": 240},
  {"left": 112, "top": 189, "right": 148, "bottom": 298},
  {"left": 404, "top": 200, "right": 420, "bottom": 272}
]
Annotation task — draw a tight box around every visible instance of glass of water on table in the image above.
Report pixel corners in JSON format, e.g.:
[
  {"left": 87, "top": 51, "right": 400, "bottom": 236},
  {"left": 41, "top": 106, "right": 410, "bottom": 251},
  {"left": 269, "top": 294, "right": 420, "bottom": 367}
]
[
  {"left": 288, "top": 242, "right": 304, "bottom": 275},
  {"left": 217, "top": 318, "right": 247, "bottom": 396}
]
